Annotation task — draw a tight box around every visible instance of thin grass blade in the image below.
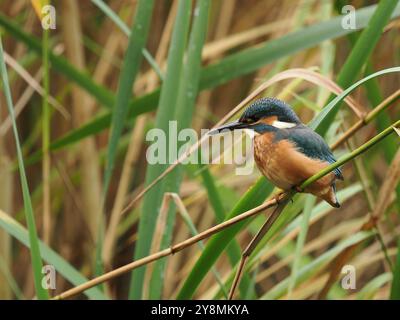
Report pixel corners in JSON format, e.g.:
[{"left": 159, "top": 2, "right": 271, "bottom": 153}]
[
  {"left": 129, "top": 0, "right": 192, "bottom": 299},
  {"left": 0, "top": 210, "right": 108, "bottom": 299},
  {"left": 287, "top": 195, "right": 316, "bottom": 297},
  {"left": 390, "top": 239, "right": 400, "bottom": 300},
  {"left": 0, "top": 36, "right": 48, "bottom": 299}
]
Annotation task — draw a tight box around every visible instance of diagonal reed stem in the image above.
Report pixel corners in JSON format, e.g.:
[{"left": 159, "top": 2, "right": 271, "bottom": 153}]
[
  {"left": 299, "top": 119, "right": 400, "bottom": 191},
  {"left": 331, "top": 89, "right": 400, "bottom": 149},
  {"left": 54, "top": 193, "right": 287, "bottom": 300}
]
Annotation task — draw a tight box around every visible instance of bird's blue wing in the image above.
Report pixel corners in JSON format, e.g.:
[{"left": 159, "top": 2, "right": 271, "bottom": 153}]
[
  {"left": 276, "top": 125, "right": 344, "bottom": 180},
  {"left": 324, "top": 153, "right": 344, "bottom": 180}
]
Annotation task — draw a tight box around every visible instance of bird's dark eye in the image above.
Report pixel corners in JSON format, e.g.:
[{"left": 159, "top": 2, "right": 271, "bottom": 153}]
[{"left": 241, "top": 117, "right": 256, "bottom": 124}]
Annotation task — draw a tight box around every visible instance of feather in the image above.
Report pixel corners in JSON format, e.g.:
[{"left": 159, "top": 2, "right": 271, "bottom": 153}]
[{"left": 273, "top": 124, "right": 343, "bottom": 180}]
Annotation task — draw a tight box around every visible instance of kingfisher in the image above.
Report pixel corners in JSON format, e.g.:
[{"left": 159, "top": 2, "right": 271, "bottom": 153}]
[{"left": 209, "top": 97, "right": 343, "bottom": 208}]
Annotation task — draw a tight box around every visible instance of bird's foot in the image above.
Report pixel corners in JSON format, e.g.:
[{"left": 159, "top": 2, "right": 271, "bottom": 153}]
[
  {"left": 292, "top": 185, "right": 303, "bottom": 193},
  {"left": 274, "top": 191, "right": 285, "bottom": 204}
]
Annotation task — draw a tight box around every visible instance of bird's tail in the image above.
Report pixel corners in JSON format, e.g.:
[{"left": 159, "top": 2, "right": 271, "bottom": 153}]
[{"left": 322, "top": 183, "right": 340, "bottom": 208}]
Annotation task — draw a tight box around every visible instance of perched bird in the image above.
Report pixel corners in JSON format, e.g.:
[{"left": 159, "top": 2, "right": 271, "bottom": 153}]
[{"left": 209, "top": 97, "right": 343, "bottom": 208}]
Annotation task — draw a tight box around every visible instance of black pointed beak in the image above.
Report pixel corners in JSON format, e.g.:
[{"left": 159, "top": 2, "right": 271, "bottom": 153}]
[{"left": 208, "top": 120, "right": 251, "bottom": 135}]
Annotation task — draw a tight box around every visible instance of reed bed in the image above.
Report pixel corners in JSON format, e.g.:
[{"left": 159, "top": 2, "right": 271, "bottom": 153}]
[{"left": 0, "top": 0, "right": 399, "bottom": 300}]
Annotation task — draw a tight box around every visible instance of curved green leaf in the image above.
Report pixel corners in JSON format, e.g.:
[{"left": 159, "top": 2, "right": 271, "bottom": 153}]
[
  {"left": 199, "top": 3, "right": 400, "bottom": 90},
  {"left": 317, "top": 0, "right": 399, "bottom": 135}
]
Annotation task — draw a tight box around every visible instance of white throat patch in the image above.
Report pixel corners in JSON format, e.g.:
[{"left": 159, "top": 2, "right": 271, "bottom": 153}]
[
  {"left": 244, "top": 128, "right": 259, "bottom": 138},
  {"left": 272, "top": 120, "right": 297, "bottom": 129}
]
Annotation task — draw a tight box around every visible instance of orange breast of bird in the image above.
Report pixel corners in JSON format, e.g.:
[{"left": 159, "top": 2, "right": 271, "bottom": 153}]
[{"left": 253, "top": 132, "right": 336, "bottom": 197}]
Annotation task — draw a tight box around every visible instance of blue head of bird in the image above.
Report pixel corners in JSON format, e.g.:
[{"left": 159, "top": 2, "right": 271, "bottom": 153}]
[{"left": 209, "top": 97, "right": 302, "bottom": 135}]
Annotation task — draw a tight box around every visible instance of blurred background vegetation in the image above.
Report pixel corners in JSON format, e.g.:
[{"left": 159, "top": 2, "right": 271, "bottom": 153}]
[{"left": 0, "top": 0, "right": 399, "bottom": 300}]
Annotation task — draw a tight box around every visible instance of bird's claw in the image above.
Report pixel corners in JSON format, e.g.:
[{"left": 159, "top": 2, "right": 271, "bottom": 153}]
[
  {"left": 274, "top": 191, "right": 285, "bottom": 204},
  {"left": 292, "top": 185, "right": 303, "bottom": 193}
]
